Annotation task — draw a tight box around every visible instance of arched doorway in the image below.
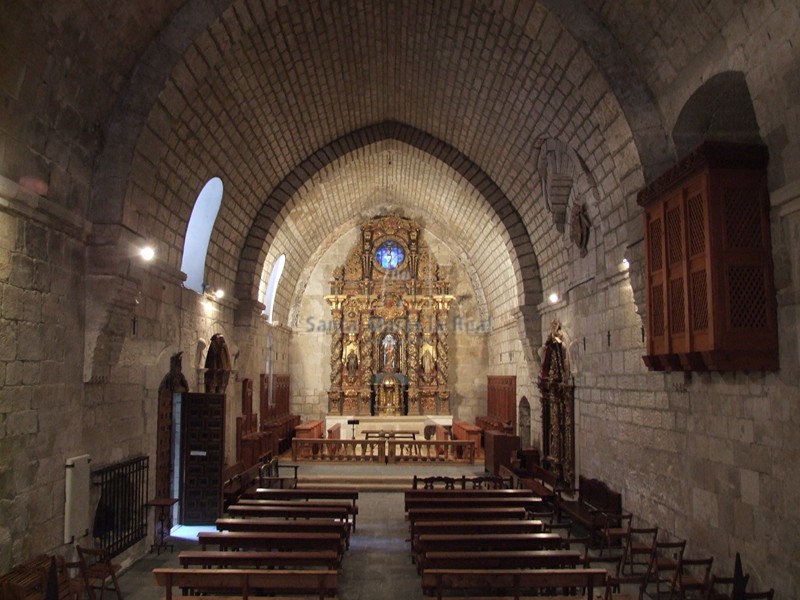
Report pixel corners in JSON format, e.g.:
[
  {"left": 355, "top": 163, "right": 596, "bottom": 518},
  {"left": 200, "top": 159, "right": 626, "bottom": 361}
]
[{"left": 518, "top": 396, "right": 531, "bottom": 448}]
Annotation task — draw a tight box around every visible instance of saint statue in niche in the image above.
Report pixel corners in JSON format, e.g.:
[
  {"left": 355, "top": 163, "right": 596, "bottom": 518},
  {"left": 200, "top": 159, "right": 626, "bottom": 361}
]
[
  {"left": 541, "top": 319, "right": 570, "bottom": 383},
  {"left": 346, "top": 348, "right": 358, "bottom": 378},
  {"left": 204, "top": 333, "right": 232, "bottom": 393},
  {"left": 420, "top": 333, "right": 436, "bottom": 383},
  {"left": 570, "top": 203, "right": 591, "bottom": 257},
  {"left": 382, "top": 334, "right": 398, "bottom": 372}
]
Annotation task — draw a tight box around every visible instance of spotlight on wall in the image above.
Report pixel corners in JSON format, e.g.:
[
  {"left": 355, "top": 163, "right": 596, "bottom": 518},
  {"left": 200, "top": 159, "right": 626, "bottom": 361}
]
[
  {"left": 203, "top": 282, "right": 225, "bottom": 300},
  {"left": 139, "top": 245, "right": 156, "bottom": 261},
  {"left": 548, "top": 292, "right": 559, "bottom": 304}
]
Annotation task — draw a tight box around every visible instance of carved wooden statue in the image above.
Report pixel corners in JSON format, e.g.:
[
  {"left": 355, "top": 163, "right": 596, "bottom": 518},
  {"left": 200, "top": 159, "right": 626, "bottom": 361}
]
[{"left": 204, "top": 333, "right": 232, "bottom": 394}]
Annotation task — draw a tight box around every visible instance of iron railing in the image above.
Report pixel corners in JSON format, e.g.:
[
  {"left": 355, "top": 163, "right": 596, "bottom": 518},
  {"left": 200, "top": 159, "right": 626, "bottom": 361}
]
[{"left": 91, "top": 455, "right": 149, "bottom": 557}]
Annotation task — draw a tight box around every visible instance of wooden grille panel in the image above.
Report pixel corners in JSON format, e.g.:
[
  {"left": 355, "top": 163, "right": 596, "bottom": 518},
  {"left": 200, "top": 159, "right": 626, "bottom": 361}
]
[
  {"left": 687, "top": 193, "right": 705, "bottom": 256},
  {"left": 651, "top": 285, "right": 664, "bottom": 337},
  {"left": 666, "top": 207, "right": 683, "bottom": 265},
  {"left": 725, "top": 188, "right": 762, "bottom": 249},
  {"left": 649, "top": 218, "right": 662, "bottom": 271},
  {"left": 669, "top": 278, "right": 685, "bottom": 334},
  {"left": 728, "top": 266, "right": 767, "bottom": 328},
  {"left": 690, "top": 270, "right": 709, "bottom": 331}
]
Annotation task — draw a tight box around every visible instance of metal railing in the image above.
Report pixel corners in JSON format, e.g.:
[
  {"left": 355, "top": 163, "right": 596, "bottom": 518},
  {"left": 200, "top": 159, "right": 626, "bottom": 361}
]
[{"left": 91, "top": 455, "right": 148, "bottom": 557}]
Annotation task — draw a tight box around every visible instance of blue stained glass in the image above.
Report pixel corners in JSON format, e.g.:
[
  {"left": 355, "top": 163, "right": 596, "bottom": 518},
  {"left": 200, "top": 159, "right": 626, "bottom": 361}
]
[{"left": 375, "top": 240, "right": 405, "bottom": 270}]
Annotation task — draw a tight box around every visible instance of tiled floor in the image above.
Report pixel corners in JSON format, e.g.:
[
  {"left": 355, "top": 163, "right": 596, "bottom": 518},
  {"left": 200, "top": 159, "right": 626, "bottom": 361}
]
[{"left": 119, "top": 463, "right": 483, "bottom": 599}]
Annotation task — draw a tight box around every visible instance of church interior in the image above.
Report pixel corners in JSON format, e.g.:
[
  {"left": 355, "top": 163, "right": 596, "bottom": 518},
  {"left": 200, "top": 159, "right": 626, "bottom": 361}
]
[{"left": 1, "top": 0, "right": 799, "bottom": 597}]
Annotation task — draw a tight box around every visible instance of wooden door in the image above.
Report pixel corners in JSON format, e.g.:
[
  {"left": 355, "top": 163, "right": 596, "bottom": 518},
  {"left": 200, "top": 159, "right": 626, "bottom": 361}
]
[{"left": 180, "top": 392, "right": 225, "bottom": 524}]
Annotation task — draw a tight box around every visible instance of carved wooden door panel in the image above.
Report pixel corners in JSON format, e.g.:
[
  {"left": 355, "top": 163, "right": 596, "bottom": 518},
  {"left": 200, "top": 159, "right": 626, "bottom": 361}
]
[
  {"left": 155, "top": 388, "right": 173, "bottom": 499},
  {"left": 179, "top": 392, "right": 225, "bottom": 525}
]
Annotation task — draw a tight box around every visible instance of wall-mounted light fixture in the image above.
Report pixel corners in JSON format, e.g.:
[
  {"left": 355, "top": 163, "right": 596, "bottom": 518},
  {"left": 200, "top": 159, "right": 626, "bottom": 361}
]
[
  {"left": 621, "top": 258, "right": 630, "bottom": 270},
  {"left": 202, "top": 282, "right": 224, "bottom": 300},
  {"left": 548, "top": 292, "right": 559, "bottom": 304},
  {"left": 139, "top": 245, "right": 155, "bottom": 261}
]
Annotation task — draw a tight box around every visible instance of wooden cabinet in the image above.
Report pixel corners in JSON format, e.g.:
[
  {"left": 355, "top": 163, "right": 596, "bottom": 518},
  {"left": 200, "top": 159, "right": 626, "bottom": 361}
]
[{"left": 637, "top": 142, "right": 778, "bottom": 371}]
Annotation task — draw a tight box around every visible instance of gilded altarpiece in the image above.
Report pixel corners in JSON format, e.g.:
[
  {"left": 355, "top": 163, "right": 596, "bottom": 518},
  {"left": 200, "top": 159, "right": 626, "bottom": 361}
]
[
  {"left": 326, "top": 216, "right": 454, "bottom": 416},
  {"left": 538, "top": 320, "right": 575, "bottom": 488}
]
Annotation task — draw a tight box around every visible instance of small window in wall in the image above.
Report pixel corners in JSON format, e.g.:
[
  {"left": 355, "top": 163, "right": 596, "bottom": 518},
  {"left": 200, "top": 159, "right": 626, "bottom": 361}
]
[
  {"left": 263, "top": 254, "right": 286, "bottom": 323},
  {"left": 180, "top": 177, "right": 224, "bottom": 293}
]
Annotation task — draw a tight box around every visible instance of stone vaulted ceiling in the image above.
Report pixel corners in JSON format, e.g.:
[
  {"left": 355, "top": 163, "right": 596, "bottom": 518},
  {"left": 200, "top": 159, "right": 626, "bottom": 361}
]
[{"left": 10, "top": 0, "right": 727, "bottom": 322}]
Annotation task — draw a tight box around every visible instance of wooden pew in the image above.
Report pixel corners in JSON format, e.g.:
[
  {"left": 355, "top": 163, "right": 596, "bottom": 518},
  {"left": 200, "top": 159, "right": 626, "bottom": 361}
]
[
  {"left": 153, "top": 567, "right": 338, "bottom": 600},
  {"left": 178, "top": 550, "right": 341, "bottom": 570},
  {"left": 500, "top": 464, "right": 558, "bottom": 504},
  {"left": 410, "top": 520, "right": 544, "bottom": 563},
  {"left": 418, "top": 549, "right": 583, "bottom": 571},
  {"left": 243, "top": 488, "right": 359, "bottom": 529},
  {"left": 227, "top": 504, "right": 350, "bottom": 522},
  {"left": 404, "top": 488, "right": 536, "bottom": 511},
  {"left": 216, "top": 518, "right": 350, "bottom": 548},
  {"left": 406, "top": 507, "right": 528, "bottom": 523},
  {"left": 404, "top": 496, "right": 543, "bottom": 512},
  {"left": 236, "top": 499, "right": 358, "bottom": 530},
  {"left": 416, "top": 532, "right": 564, "bottom": 554},
  {"left": 411, "top": 519, "right": 543, "bottom": 539},
  {"left": 198, "top": 531, "right": 344, "bottom": 557},
  {"left": 244, "top": 487, "right": 358, "bottom": 503},
  {"left": 420, "top": 567, "right": 607, "bottom": 600}
]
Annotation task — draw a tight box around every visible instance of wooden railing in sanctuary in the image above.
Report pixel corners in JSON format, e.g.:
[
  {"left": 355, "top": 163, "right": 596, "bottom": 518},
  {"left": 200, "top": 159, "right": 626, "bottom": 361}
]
[
  {"left": 290, "top": 438, "right": 476, "bottom": 464},
  {"left": 388, "top": 440, "right": 475, "bottom": 464},
  {"left": 291, "top": 438, "right": 387, "bottom": 462}
]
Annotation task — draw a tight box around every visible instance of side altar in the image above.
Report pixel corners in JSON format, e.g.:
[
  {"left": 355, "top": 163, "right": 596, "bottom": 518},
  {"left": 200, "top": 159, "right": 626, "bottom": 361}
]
[{"left": 326, "top": 215, "right": 454, "bottom": 416}]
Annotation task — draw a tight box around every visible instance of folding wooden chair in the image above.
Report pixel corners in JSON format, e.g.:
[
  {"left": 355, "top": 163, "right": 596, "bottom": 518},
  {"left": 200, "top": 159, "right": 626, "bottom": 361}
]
[
  {"left": 599, "top": 512, "right": 632, "bottom": 556},
  {"left": 671, "top": 555, "right": 713, "bottom": 599},
  {"left": 648, "top": 539, "right": 686, "bottom": 598},
  {"left": 75, "top": 546, "right": 123, "bottom": 600},
  {"left": 621, "top": 525, "right": 658, "bottom": 574},
  {"left": 705, "top": 573, "right": 750, "bottom": 600}
]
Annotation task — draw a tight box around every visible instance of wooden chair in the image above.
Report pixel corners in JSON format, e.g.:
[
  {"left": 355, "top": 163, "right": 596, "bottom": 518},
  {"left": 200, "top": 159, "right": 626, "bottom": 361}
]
[
  {"left": 621, "top": 526, "right": 658, "bottom": 574},
  {"left": 599, "top": 512, "right": 632, "bottom": 555},
  {"left": 75, "top": 546, "right": 123, "bottom": 600},
  {"left": 704, "top": 573, "right": 749, "bottom": 600},
  {"left": 670, "top": 556, "right": 713, "bottom": 599},
  {"left": 648, "top": 539, "right": 686, "bottom": 598}
]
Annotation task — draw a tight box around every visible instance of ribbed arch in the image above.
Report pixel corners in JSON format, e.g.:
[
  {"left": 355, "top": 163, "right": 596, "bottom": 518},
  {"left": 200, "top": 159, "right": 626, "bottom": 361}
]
[{"left": 235, "top": 122, "right": 543, "bottom": 317}]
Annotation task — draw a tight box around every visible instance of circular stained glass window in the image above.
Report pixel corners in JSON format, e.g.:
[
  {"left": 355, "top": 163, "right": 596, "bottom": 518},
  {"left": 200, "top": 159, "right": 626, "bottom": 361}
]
[{"left": 375, "top": 240, "right": 405, "bottom": 270}]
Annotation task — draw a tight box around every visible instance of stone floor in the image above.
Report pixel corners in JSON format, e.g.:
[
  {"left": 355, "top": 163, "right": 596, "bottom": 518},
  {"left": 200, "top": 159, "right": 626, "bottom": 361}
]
[{"left": 119, "top": 463, "right": 484, "bottom": 600}]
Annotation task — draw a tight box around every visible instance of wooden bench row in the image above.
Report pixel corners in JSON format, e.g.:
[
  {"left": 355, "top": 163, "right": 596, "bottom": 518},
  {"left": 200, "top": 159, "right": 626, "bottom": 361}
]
[
  {"left": 216, "top": 517, "right": 350, "bottom": 549},
  {"left": 178, "top": 550, "right": 341, "bottom": 570},
  {"left": 236, "top": 498, "right": 359, "bottom": 530},
  {"left": 198, "top": 531, "right": 345, "bottom": 558},
  {"left": 420, "top": 567, "right": 608, "bottom": 600},
  {"left": 153, "top": 567, "right": 337, "bottom": 600}
]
